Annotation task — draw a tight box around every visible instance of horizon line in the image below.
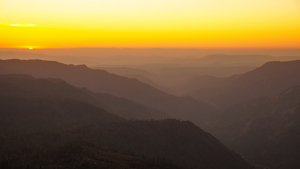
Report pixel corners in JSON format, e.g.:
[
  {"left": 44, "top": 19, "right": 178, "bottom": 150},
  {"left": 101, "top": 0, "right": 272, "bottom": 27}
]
[{"left": 1, "top": 47, "right": 300, "bottom": 50}]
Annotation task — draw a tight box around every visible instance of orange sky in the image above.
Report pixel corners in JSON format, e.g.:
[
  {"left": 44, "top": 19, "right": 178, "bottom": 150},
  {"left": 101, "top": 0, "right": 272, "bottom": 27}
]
[{"left": 0, "top": 0, "right": 299, "bottom": 49}]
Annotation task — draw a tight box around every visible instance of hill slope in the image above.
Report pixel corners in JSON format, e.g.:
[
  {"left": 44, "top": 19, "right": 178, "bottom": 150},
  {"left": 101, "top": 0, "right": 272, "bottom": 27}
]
[
  {"left": 186, "top": 60, "right": 300, "bottom": 108},
  {"left": 206, "top": 85, "right": 300, "bottom": 168},
  {"left": 0, "top": 59, "right": 215, "bottom": 125},
  {"left": 0, "top": 74, "right": 169, "bottom": 120},
  {"left": 0, "top": 75, "right": 254, "bottom": 169}
]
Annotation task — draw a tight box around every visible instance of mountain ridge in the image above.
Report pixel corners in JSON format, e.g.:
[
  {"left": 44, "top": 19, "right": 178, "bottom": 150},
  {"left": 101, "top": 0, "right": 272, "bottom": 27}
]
[
  {"left": 0, "top": 74, "right": 170, "bottom": 120},
  {"left": 0, "top": 75, "right": 254, "bottom": 168},
  {"left": 0, "top": 59, "right": 215, "bottom": 125},
  {"left": 185, "top": 60, "right": 300, "bottom": 109}
]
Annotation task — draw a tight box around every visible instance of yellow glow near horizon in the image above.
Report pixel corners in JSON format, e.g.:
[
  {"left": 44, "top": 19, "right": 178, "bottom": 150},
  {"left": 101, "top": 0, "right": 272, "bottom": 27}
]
[
  {"left": 11, "top": 24, "right": 36, "bottom": 27},
  {"left": 0, "top": 0, "right": 299, "bottom": 48}
]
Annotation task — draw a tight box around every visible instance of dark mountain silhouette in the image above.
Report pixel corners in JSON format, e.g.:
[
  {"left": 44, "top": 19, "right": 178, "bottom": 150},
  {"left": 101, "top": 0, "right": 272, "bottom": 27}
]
[
  {"left": 205, "top": 85, "right": 300, "bottom": 169},
  {"left": 0, "top": 74, "right": 169, "bottom": 120},
  {"left": 186, "top": 60, "right": 300, "bottom": 108},
  {"left": 0, "top": 59, "right": 215, "bottom": 125},
  {"left": 0, "top": 76, "right": 254, "bottom": 169}
]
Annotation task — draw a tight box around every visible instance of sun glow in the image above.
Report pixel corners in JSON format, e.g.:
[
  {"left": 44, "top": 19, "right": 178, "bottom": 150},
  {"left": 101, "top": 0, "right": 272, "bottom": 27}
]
[
  {"left": 0, "top": 0, "right": 299, "bottom": 48},
  {"left": 11, "top": 24, "right": 35, "bottom": 27}
]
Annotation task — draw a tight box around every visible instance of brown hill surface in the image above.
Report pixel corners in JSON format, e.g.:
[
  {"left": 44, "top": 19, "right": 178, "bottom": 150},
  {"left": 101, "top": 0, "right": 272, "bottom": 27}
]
[{"left": 206, "top": 85, "right": 300, "bottom": 168}]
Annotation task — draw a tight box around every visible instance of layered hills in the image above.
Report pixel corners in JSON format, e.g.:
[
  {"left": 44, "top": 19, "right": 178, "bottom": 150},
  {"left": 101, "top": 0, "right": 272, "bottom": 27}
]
[
  {"left": 0, "top": 74, "right": 169, "bottom": 120},
  {"left": 99, "top": 67, "right": 175, "bottom": 95},
  {"left": 0, "top": 74, "right": 254, "bottom": 169},
  {"left": 100, "top": 66, "right": 256, "bottom": 95},
  {"left": 0, "top": 59, "right": 215, "bottom": 125}
]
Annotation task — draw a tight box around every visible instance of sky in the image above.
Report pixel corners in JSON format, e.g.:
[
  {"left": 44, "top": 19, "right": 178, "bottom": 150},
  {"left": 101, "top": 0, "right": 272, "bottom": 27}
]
[{"left": 0, "top": 0, "right": 299, "bottom": 49}]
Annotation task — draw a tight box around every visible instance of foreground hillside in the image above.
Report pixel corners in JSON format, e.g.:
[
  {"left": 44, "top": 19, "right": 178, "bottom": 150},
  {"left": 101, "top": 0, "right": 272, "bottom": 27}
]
[
  {"left": 0, "top": 74, "right": 254, "bottom": 169},
  {"left": 0, "top": 59, "right": 215, "bottom": 125},
  {"left": 1, "top": 139, "right": 185, "bottom": 169},
  {"left": 206, "top": 85, "right": 300, "bottom": 168}
]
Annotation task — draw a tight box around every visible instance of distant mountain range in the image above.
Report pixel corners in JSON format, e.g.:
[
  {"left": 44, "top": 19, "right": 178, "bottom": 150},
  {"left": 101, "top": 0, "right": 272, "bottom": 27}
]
[
  {"left": 100, "top": 66, "right": 257, "bottom": 92},
  {"left": 182, "top": 60, "right": 300, "bottom": 109},
  {"left": 0, "top": 74, "right": 254, "bottom": 169},
  {"left": 2, "top": 50, "right": 300, "bottom": 67},
  {"left": 197, "top": 54, "right": 300, "bottom": 65},
  {"left": 0, "top": 59, "right": 215, "bottom": 125}
]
